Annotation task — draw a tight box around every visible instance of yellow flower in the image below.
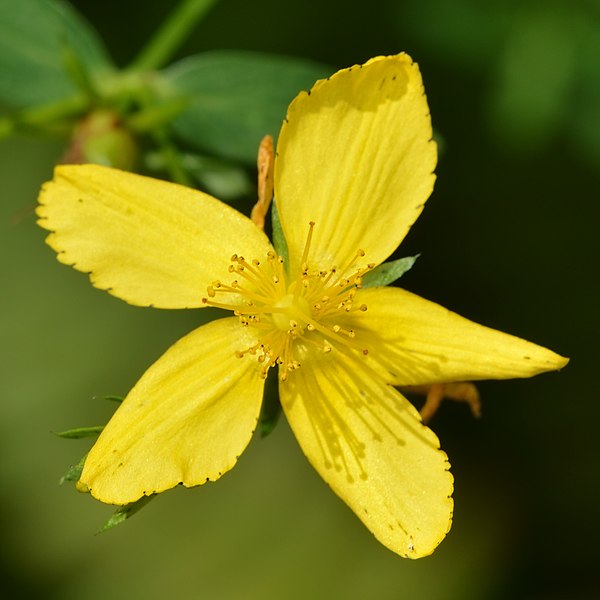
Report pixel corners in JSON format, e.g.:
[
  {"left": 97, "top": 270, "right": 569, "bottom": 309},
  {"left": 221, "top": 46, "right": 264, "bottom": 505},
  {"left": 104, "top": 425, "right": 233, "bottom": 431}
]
[{"left": 37, "top": 54, "right": 567, "bottom": 558}]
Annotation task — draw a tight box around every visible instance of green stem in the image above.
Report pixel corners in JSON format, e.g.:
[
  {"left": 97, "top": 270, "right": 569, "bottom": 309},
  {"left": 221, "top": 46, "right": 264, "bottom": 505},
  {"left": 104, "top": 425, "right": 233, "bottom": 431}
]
[
  {"left": 126, "top": 96, "right": 189, "bottom": 133},
  {"left": 152, "top": 129, "right": 194, "bottom": 187},
  {"left": 129, "top": 0, "right": 219, "bottom": 72},
  {"left": 16, "top": 94, "right": 88, "bottom": 127}
]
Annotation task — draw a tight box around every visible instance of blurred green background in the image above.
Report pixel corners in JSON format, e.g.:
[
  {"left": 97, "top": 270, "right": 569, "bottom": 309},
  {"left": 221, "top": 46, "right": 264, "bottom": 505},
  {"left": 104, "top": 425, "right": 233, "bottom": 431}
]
[{"left": 1, "top": 0, "right": 598, "bottom": 598}]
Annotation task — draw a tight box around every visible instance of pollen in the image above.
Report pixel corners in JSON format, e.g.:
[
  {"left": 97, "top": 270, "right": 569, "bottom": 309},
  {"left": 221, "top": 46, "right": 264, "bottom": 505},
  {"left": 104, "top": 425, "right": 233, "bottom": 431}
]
[{"left": 202, "top": 223, "right": 371, "bottom": 380}]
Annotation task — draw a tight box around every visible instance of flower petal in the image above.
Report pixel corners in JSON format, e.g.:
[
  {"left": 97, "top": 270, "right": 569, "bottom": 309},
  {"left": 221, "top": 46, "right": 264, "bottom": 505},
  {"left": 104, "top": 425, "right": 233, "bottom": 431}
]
[
  {"left": 79, "top": 317, "right": 265, "bottom": 505},
  {"left": 353, "top": 287, "right": 569, "bottom": 386},
  {"left": 280, "top": 346, "right": 453, "bottom": 558},
  {"left": 275, "top": 54, "right": 436, "bottom": 274},
  {"left": 37, "top": 165, "right": 272, "bottom": 308}
]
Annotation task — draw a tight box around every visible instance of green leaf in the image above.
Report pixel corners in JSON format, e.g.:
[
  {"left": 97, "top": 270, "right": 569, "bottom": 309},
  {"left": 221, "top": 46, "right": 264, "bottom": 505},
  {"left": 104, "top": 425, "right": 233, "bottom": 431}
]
[
  {"left": 59, "top": 453, "right": 87, "bottom": 484},
  {"left": 271, "top": 200, "right": 289, "bottom": 267},
  {"left": 54, "top": 425, "right": 104, "bottom": 439},
  {"left": 0, "top": 0, "right": 113, "bottom": 108},
  {"left": 97, "top": 495, "right": 156, "bottom": 534},
  {"left": 361, "top": 255, "right": 420, "bottom": 288},
  {"left": 163, "top": 50, "right": 330, "bottom": 163}
]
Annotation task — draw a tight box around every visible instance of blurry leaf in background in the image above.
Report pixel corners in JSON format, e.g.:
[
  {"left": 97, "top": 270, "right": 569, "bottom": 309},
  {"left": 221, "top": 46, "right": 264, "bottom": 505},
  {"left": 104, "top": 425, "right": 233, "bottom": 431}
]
[
  {"left": 395, "top": 0, "right": 514, "bottom": 72},
  {"left": 179, "top": 152, "right": 253, "bottom": 199},
  {"left": 163, "top": 50, "right": 331, "bottom": 163},
  {"left": 568, "top": 6, "right": 600, "bottom": 169},
  {"left": 0, "top": 0, "right": 113, "bottom": 109},
  {"left": 394, "top": 0, "right": 600, "bottom": 166},
  {"left": 0, "top": 0, "right": 332, "bottom": 194},
  {"left": 487, "top": 1, "right": 577, "bottom": 154}
]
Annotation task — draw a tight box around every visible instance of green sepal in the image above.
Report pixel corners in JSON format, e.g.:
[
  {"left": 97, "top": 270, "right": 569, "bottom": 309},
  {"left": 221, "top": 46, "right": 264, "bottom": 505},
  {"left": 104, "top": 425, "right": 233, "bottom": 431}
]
[
  {"left": 0, "top": 0, "right": 113, "bottom": 108},
  {"left": 54, "top": 425, "right": 104, "bottom": 439},
  {"left": 163, "top": 50, "right": 330, "bottom": 163},
  {"left": 59, "top": 453, "right": 87, "bottom": 485},
  {"left": 99, "top": 394, "right": 124, "bottom": 403},
  {"left": 97, "top": 495, "right": 156, "bottom": 534},
  {"left": 271, "top": 200, "right": 289, "bottom": 267},
  {"left": 361, "top": 255, "right": 420, "bottom": 288},
  {"left": 259, "top": 373, "right": 282, "bottom": 438}
]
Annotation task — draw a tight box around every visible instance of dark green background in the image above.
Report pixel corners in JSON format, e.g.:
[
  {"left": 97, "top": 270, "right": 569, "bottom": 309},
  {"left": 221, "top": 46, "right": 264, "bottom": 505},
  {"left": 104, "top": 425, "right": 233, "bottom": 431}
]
[{"left": 1, "top": 0, "right": 597, "bottom": 598}]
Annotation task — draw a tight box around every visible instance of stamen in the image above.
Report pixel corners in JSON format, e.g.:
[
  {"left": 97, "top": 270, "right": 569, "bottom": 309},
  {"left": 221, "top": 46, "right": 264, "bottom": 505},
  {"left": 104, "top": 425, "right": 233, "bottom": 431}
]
[
  {"left": 202, "top": 223, "right": 372, "bottom": 381},
  {"left": 294, "top": 222, "right": 315, "bottom": 300},
  {"left": 300, "top": 222, "right": 315, "bottom": 270},
  {"left": 335, "top": 248, "right": 366, "bottom": 283}
]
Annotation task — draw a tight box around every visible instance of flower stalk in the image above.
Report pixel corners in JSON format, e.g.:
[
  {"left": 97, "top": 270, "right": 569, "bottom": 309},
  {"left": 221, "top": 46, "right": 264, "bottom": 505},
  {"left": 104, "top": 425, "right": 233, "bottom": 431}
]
[{"left": 128, "top": 0, "right": 220, "bottom": 72}]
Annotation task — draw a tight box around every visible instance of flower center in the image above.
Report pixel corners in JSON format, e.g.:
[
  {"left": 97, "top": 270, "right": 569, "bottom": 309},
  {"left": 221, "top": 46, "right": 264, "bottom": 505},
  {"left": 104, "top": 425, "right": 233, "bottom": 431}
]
[
  {"left": 272, "top": 294, "right": 311, "bottom": 332},
  {"left": 202, "top": 223, "right": 372, "bottom": 380}
]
